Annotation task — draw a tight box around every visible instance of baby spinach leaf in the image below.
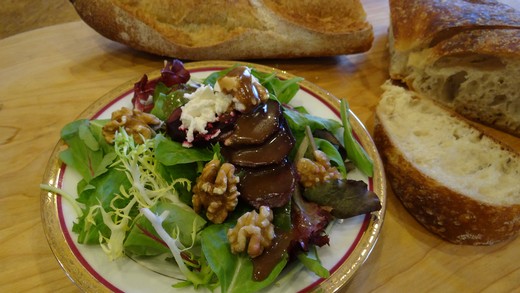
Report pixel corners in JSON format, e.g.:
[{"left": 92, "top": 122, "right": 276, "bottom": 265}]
[
  {"left": 72, "top": 168, "right": 132, "bottom": 244},
  {"left": 314, "top": 138, "right": 347, "bottom": 177},
  {"left": 283, "top": 107, "right": 342, "bottom": 134},
  {"left": 201, "top": 224, "right": 287, "bottom": 293},
  {"left": 155, "top": 139, "right": 214, "bottom": 165},
  {"left": 150, "top": 82, "right": 192, "bottom": 120}
]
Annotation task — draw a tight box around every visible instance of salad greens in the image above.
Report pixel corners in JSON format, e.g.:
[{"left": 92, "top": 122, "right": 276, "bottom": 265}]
[
  {"left": 341, "top": 100, "right": 374, "bottom": 177},
  {"left": 41, "top": 60, "right": 379, "bottom": 292}
]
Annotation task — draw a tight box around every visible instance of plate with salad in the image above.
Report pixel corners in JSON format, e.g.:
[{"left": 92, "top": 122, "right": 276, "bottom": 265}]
[{"left": 40, "top": 60, "right": 386, "bottom": 292}]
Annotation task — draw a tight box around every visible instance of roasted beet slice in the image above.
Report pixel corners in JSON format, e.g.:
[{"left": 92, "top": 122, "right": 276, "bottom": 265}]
[
  {"left": 221, "top": 120, "right": 295, "bottom": 167},
  {"left": 223, "top": 100, "right": 282, "bottom": 147},
  {"left": 238, "top": 160, "right": 296, "bottom": 209}
]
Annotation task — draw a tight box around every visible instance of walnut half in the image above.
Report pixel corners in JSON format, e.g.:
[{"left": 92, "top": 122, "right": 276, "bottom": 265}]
[
  {"left": 102, "top": 107, "right": 162, "bottom": 144},
  {"left": 296, "top": 150, "right": 341, "bottom": 188},
  {"left": 227, "top": 206, "right": 275, "bottom": 258},
  {"left": 192, "top": 158, "right": 239, "bottom": 224}
]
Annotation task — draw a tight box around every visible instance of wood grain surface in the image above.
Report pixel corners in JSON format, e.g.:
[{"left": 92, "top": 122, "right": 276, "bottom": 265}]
[
  {"left": 0, "top": 0, "right": 78, "bottom": 39},
  {"left": 1, "top": 0, "right": 519, "bottom": 292}
]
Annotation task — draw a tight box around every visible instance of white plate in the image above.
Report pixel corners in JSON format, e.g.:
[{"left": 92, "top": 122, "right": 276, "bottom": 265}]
[{"left": 41, "top": 61, "right": 386, "bottom": 292}]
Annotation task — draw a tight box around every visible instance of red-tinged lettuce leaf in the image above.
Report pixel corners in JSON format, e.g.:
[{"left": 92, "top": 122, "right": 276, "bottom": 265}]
[
  {"left": 132, "top": 59, "right": 190, "bottom": 112},
  {"left": 124, "top": 201, "right": 206, "bottom": 257},
  {"left": 132, "top": 74, "right": 157, "bottom": 112},
  {"left": 161, "top": 59, "right": 190, "bottom": 86},
  {"left": 303, "top": 179, "right": 381, "bottom": 219},
  {"left": 291, "top": 187, "right": 333, "bottom": 252}
]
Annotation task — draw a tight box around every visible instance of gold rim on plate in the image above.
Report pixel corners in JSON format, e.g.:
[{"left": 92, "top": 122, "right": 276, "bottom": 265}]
[{"left": 40, "top": 60, "right": 386, "bottom": 292}]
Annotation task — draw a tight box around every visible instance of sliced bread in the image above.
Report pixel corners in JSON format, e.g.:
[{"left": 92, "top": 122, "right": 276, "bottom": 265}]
[
  {"left": 388, "top": 0, "right": 520, "bottom": 137},
  {"left": 374, "top": 81, "right": 520, "bottom": 245}
]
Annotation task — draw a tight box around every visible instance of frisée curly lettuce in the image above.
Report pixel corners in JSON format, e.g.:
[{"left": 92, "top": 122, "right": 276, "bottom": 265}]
[{"left": 41, "top": 60, "right": 381, "bottom": 292}]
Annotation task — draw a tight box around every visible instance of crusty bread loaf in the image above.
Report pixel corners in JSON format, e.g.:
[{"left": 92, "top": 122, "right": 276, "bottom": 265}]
[
  {"left": 374, "top": 81, "right": 520, "bottom": 245},
  {"left": 70, "top": 0, "right": 373, "bottom": 59},
  {"left": 388, "top": 0, "right": 520, "bottom": 137}
]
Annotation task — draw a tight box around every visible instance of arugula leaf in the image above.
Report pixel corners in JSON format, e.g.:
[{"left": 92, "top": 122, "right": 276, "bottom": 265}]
[
  {"left": 201, "top": 224, "right": 287, "bottom": 293},
  {"left": 203, "top": 67, "right": 235, "bottom": 86},
  {"left": 340, "top": 100, "right": 373, "bottom": 177},
  {"left": 296, "top": 252, "right": 330, "bottom": 278},
  {"left": 251, "top": 69, "right": 303, "bottom": 104}
]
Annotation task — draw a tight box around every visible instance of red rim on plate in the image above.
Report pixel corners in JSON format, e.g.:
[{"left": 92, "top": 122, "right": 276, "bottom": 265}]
[{"left": 41, "top": 61, "right": 386, "bottom": 292}]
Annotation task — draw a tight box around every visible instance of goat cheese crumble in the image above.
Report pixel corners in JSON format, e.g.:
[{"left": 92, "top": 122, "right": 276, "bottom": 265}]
[{"left": 180, "top": 85, "right": 232, "bottom": 143}]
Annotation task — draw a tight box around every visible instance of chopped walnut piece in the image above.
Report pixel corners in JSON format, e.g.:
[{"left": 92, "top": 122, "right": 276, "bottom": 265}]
[
  {"left": 296, "top": 150, "right": 342, "bottom": 188},
  {"left": 217, "top": 66, "right": 269, "bottom": 113},
  {"left": 227, "top": 206, "right": 275, "bottom": 258},
  {"left": 192, "top": 158, "right": 239, "bottom": 224},
  {"left": 102, "top": 107, "right": 162, "bottom": 144}
]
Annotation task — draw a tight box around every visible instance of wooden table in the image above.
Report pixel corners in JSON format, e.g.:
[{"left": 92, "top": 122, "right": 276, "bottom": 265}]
[{"left": 1, "top": 1, "right": 519, "bottom": 292}]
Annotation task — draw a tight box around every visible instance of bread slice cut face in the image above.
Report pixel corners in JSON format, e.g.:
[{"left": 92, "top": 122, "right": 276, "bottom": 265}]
[{"left": 374, "top": 81, "right": 520, "bottom": 245}]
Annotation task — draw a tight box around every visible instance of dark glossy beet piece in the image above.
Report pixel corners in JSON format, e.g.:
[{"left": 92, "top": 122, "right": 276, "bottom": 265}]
[
  {"left": 238, "top": 160, "right": 296, "bottom": 209},
  {"left": 223, "top": 99, "right": 281, "bottom": 147},
  {"left": 221, "top": 119, "right": 295, "bottom": 167}
]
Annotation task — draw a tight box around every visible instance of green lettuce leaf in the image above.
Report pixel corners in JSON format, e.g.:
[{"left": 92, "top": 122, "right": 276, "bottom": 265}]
[
  {"left": 59, "top": 119, "right": 114, "bottom": 183},
  {"left": 201, "top": 224, "right": 287, "bottom": 293},
  {"left": 72, "top": 167, "right": 132, "bottom": 244},
  {"left": 124, "top": 201, "right": 206, "bottom": 257},
  {"left": 155, "top": 139, "right": 214, "bottom": 165}
]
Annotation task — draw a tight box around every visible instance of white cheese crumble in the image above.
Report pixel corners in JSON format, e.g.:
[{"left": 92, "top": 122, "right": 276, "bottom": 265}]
[{"left": 180, "top": 85, "right": 233, "bottom": 143}]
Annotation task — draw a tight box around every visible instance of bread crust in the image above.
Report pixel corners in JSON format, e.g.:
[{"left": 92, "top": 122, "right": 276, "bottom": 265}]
[
  {"left": 262, "top": 0, "right": 368, "bottom": 34},
  {"left": 71, "top": 0, "right": 373, "bottom": 59},
  {"left": 374, "top": 111, "right": 520, "bottom": 245},
  {"left": 389, "top": 0, "right": 520, "bottom": 52}
]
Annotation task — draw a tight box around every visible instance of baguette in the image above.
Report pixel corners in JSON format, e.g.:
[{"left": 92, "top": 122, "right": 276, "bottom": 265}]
[
  {"left": 388, "top": 0, "right": 520, "bottom": 137},
  {"left": 70, "top": 0, "right": 373, "bottom": 59},
  {"left": 374, "top": 81, "right": 520, "bottom": 245}
]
